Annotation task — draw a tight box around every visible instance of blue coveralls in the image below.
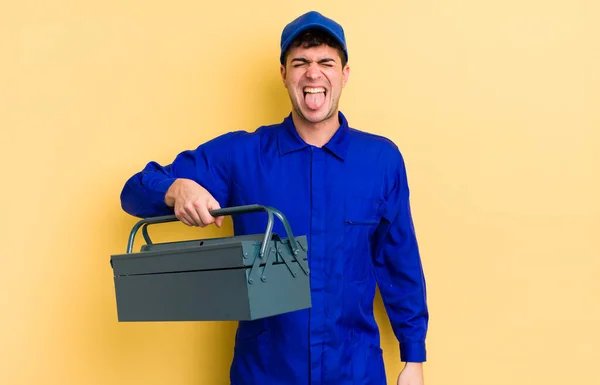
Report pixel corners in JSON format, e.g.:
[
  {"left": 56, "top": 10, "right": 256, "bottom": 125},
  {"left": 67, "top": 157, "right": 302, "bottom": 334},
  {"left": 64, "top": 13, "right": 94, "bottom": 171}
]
[{"left": 120, "top": 111, "right": 429, "bottom": 385}]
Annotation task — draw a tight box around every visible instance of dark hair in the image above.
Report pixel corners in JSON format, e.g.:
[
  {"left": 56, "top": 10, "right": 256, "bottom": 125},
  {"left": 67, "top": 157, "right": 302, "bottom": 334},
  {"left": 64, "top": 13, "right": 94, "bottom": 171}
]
[{"left": 283, "top": 29, "right": 347, "bottom": 67}]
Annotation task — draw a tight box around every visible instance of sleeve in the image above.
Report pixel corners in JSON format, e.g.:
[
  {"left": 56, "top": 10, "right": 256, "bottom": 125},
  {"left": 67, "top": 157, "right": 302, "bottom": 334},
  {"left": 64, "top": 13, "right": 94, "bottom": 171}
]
[
  {"left": 372, "top": 145, "right": 429, "bottom": 362},
  {"left": 119, "top": 131, "right": 242, "bottom": 218}
]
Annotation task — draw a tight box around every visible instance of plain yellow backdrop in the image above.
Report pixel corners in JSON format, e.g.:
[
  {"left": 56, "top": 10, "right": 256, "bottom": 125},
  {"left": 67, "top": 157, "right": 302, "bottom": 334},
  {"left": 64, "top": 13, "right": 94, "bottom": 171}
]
[{"left": 1, "top": 1, "right": 599, "bottom": 384}]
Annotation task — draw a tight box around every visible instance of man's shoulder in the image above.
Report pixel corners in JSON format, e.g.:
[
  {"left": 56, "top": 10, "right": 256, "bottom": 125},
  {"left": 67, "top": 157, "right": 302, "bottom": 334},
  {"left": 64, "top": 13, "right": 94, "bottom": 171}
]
[
  {"left": 206, "top": 120, "right": 282, "bottom": 145},
  {"left": 346, "top": 126, "right": 403, "bottom": 158}
]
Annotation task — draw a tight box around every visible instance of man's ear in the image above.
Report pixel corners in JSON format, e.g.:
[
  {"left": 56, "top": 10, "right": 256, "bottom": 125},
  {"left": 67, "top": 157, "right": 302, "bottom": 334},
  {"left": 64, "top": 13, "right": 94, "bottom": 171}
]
[
  {"left": 342, "top": 64, "right": 350, "bottom": 88},
  {"left": 280, "top": 64, "right": 287, "bottom": 85}
]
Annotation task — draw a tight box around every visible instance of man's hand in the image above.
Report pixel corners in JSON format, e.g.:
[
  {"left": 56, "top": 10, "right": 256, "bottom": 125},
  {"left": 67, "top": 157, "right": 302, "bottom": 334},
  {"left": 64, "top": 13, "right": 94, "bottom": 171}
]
[
  {"left": 164, "top": 178, "right": 224, "bottom": 228},
  {"left": 397, "top": 362, "right": 424, "bottom": 385}
]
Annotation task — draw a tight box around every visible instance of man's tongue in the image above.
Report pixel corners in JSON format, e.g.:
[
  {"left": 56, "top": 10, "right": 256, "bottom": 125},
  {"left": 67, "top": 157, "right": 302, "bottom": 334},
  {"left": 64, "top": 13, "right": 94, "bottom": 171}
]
[{"left": 305, "top": 92, "right": 326, "bottom": 110}]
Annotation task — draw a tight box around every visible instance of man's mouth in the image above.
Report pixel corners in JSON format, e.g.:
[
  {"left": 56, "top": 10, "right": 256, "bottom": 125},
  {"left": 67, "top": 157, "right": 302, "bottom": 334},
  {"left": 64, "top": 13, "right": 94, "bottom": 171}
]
[{"left": 303, "top": 87, "right": 327, "bottom": 110}]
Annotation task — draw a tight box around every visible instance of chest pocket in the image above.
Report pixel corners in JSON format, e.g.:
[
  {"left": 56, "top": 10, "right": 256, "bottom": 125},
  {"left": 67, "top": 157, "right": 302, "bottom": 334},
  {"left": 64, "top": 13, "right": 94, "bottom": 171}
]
[
  {"left": 345, "top": 197, "right": 381, "bottom": 225},
  {"left": 343, "top": 197, "right": 382, "bottom": 283}
]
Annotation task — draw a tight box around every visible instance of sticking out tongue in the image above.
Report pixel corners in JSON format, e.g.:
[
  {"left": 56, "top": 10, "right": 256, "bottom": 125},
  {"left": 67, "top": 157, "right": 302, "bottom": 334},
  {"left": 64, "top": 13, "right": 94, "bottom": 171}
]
[{"left": 305, "top": 91, "right": 326, "bottom": 110}]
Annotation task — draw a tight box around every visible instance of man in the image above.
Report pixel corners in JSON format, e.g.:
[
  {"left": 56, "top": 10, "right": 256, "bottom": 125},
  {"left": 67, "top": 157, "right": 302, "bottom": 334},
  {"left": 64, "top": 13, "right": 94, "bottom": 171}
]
[{"left": 120, "top": 10, "right": 428, "bottom": 385}]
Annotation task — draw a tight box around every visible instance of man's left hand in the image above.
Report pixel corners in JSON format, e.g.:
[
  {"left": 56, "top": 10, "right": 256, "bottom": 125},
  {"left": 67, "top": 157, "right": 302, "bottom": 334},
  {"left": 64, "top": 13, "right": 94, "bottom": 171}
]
[{"left": 397, "top": 362, "right": 424, "bottom": 385}]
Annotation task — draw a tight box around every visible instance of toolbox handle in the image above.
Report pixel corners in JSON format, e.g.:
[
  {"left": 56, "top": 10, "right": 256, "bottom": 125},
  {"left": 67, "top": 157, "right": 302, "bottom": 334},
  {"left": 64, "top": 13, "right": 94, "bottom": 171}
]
[{"left": 126, "top": 204, "right": 300, "bottom": 259}]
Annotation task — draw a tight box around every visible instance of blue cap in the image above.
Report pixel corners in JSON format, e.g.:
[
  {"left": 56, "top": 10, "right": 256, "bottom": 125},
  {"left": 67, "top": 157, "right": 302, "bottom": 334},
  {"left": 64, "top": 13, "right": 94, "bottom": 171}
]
[{"left": 280, "top": 11, "right": 347, "bottom": 65}]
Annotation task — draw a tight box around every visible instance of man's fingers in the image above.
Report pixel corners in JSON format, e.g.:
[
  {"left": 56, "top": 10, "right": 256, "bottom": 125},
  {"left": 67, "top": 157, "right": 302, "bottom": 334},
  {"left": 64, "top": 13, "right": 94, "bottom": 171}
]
[
  {"left": 172, "top": 188, "right": 222, "bottom": 228},
  {"left": 184, "top": 202, "right": 205, "bottom": 226},
  {"left": 175, "top": 202, "right": 202, "bottom": 227},
  {"left": 208, "top": 199, "right": 223, "bottom": 228},
  {"left": 175, "top": 209, "right": 194, "bottom": 227},
  {"left": 197, "top": 204, "right": 215, "bottom": 227}
]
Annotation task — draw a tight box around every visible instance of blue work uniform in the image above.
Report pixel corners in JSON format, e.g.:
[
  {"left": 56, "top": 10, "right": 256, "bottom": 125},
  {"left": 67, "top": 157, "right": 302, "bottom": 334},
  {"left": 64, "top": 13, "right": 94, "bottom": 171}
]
[{"left": 120, "top": 111, "right": 429, "bottom": 385}]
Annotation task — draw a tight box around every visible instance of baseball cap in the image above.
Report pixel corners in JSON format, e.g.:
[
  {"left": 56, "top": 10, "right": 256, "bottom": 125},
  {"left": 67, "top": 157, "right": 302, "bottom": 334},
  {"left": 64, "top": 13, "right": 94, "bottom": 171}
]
[{"left": 280, "top": 11, "right": 348, "bottom": 65}]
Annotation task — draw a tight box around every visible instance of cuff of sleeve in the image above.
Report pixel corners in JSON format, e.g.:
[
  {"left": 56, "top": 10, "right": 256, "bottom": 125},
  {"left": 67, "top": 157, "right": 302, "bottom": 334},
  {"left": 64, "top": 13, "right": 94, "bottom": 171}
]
[
  {"left": 400, "top": 342, "right": 427, "bottom": 362},
  {"left": 155, "top": 178, "right": 177, "bottom": 194},
  {"left": 153, "top": 178, "right": 177, "bottom": 206}
]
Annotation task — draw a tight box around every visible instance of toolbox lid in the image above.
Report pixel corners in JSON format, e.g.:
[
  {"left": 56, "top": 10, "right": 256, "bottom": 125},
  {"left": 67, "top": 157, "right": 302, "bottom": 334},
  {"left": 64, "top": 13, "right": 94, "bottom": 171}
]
[
  {"left": 111, "top": 234, "right": 307, "bottom": 277},
  {"left": 111, "top": 205, "right": 308, "bottom": 277}
]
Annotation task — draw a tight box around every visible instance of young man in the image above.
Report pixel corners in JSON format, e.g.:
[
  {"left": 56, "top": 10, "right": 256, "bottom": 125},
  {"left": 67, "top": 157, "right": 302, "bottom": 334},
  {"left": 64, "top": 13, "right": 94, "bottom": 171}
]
[{"left": 120, "top": 11, "right": 428, "bottom": 385}]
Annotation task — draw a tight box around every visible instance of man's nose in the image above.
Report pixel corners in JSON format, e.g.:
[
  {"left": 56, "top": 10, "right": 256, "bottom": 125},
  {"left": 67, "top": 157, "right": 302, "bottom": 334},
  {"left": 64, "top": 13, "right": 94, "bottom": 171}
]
[{"left": 305, "top": 64, "right": 321, "bottom": 80}]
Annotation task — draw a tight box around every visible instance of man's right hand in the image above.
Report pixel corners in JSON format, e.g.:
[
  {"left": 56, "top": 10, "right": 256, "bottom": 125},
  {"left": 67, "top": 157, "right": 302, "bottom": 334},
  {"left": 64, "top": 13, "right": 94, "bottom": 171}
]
[{"left": 164, "top": 178, "right": 224, "bottom": 228}]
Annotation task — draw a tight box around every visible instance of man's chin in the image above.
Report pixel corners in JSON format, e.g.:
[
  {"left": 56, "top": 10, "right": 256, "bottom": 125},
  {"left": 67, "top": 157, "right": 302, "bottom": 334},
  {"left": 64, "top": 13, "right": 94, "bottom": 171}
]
[{"left": 298, "top": 108, "right": 333, "bottom": 124}]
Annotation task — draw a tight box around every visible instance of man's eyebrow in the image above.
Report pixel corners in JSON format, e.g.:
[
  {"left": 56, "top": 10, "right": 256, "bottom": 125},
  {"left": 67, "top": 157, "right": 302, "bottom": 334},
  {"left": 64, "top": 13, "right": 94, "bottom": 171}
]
[
  {"left": 318, "top": 58, "right": 336, "bottom": 64},
  {"left": 291, "top": 58, "right": 310, "bottom": 63},
  {"left": 290, "top": 57, "right": 337, "bottom": 64}
]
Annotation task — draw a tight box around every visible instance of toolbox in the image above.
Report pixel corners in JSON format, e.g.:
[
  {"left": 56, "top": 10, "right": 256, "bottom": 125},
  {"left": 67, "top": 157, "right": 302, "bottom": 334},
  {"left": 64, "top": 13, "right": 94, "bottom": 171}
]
[{"left": 110, "top": 204, "right": 311, "bottom": 322}]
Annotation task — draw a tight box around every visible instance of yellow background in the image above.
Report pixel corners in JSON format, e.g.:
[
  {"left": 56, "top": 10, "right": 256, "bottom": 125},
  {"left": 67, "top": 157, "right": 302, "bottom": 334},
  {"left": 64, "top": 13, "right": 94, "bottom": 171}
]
[{"left": 1, "top": 1, "right": 599, "bottom": 384}]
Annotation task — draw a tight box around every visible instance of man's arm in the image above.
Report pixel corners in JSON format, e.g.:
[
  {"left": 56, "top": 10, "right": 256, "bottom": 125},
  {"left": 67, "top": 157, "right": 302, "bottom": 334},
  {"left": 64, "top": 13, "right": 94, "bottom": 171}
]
[
  {"left": 372, "top": 144, "right": 429, "bottom": 364},
  {"left": 397, "top": 362, "right": 424, "bottom": 385},
  {"left": 120, "top": 132, "right": 240, "bottom": 219}
]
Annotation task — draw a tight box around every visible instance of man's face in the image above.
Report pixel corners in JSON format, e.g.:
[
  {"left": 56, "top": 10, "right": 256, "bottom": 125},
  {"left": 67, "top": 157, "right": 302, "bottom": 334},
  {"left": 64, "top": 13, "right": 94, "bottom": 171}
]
[{"left": 280, "top": 43, "right": 350, "bottom": 125}]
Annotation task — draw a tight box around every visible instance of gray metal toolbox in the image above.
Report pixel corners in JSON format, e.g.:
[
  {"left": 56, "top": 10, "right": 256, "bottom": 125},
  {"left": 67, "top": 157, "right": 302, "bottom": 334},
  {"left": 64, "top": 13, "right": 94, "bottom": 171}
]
[{"left": 110, "top": 204, "right": 311, "bottom": 322}]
